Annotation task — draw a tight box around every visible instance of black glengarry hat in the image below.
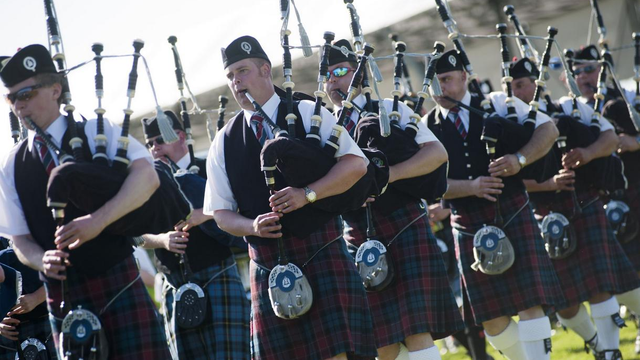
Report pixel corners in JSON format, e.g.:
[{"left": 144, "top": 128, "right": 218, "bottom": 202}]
[
  {"left": 142, "top": 110, "right": 183, "bottom": 139},
  {"left": 574, "top": 45, "right": 601, "bottom": 61},
  {"left": 510, "top": 57, "right": 540, "bottom": 79},
  {"left": 221, "top": 36, "right": 271, "bottom": 69},
  {"left": 328, "top": 39, "right": 357, "bottom": 66},
  {"left": 436, "top": 49, "right": 464, "bottom": 74},
  {"left": 0, "top": 45, "right": 58, "bottom": 87}
]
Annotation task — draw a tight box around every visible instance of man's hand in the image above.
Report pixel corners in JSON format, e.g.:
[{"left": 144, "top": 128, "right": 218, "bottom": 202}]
[
  {"left": 618, "top": 133, "right": 640, "bottom": 154},
  {"left": 553, "top": 169, "right": 576, "bottom": 191},
  {"left": 562, "top": 147, "right": 593, "bottom": 169},
  {"left": 252, "top": 212, "right": 283, "bottom": 238},
  {"left": 161, "top": 231, "right": 189, "bottom": 254},
  {"left": 0, "top": 317, "right": 19, "bottom": 341},
  {"left": 428, "top": 203, "right": 451, "bottom": 222},
  {"left": 175, "top": 208, "right": 212, "bottom": 232},
  {"left": 54, "top": 214, "right": 106, "bottom": 250},
  {"left": 269, "top": 187, "right": 306, "bottom": 214},
  {"left": 42, "top": 250, "right": 70, "bottom": 280},
  {"left": 488, "top": 154, "right": 521, "bottom": 177},
  {"left": 9, "top": 288, "right": 45, "bottom": 316},
  {"left": 471, "top": 176, "right": 504, "bottom": 202}
]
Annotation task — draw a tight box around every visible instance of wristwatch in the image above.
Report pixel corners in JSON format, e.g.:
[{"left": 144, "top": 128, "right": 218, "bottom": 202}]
[
  {"left": 515, "top": 152, "right": 527, "bottom": 169},
  {"left": 303, "top": 186, "right": 317, "bottom": 203}
]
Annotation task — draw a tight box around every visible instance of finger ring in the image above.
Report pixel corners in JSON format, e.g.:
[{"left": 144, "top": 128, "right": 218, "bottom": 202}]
[
  {"left": 503, "top": 168, "right": 508, "bottom": 173},
  {"left": 284, "top": 202, "right": 289, "bottom": 208}
]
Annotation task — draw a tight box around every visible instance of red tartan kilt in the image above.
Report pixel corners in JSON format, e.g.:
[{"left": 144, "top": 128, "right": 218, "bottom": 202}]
[
  {"left": 618, "top": 182, "right": 640, "bottom": 271},
  {"left": 343, "top": 201, "right": 463, "bottom": 346},
  {"left": 44, "top": 255, "right": 171, "bottom": 360},
  {"left": 450, "top": 191, "right": 565, "bottom": 325},
  {"left": 248, "top": 217, "right": 377, "bottom": 360},
  {"left": 534, "top": 188, "right": 640, "bottom": 307}
]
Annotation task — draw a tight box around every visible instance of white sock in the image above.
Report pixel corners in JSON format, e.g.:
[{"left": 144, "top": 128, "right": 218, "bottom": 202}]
[
  {"left": 485, "top": 319, "right": 527, "bottom": 360},
  {"left": 518, "top": 317, "right": 552, "bottom": 360},
  {"left": 591, "top": 297, "right": 621, "bottom": 354},
  {"left": 616, "top": 287, "right": 640, "bottom": 315},
  {"left": 557, "top": 304, "right": 600, "bottom": 351},
  {"left": 407, "top": 345, "right": 440, "bottom": 360}
]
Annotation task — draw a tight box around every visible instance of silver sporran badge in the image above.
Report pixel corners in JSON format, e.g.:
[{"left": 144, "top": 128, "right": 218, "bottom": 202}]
[
  {"left": 471, "top": 225, "right": 515, "bottom": 275},
  {"left": 60, "top": 306, "right": 108, "bottom": 360},
  {"left": 268, "top": 263, "right": 313, "bottom": 319},
  {"left": 355, "top": 239, "right": 394, "bottom": 291}
]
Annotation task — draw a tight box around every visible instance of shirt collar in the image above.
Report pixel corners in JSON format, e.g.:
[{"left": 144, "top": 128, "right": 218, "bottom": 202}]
[
  {"left": 176, "top": 152, "right": 191, "bottom": 170},
  {"left": 440, "top": 91, "right": 470, "bottom": 119},
  {"left": 243, "top": 92, "right": 280, "bottom": 126},
  {"left": 28, "top": 114, "right": 66, "bottom": 150}
]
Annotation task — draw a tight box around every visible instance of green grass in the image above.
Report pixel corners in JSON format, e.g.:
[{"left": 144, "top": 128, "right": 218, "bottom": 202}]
[{"left": 440, "top": 316, "right": 639, "bottom": 359}]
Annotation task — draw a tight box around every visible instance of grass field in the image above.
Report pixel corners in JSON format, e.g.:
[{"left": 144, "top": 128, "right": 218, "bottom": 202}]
[{"left": 439, "top": 315, "right": 640, "bottom": 359}]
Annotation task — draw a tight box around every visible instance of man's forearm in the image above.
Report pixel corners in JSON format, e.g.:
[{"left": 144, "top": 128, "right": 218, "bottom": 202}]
[
  {"left": 390, "top": 141, "right": 448, "bottom": 182},
  {"left": 587, "top": 130, "right": 618, "bottom": 160},
  {"left": 443, "top": 179, "right": 474, "bottom": 200},
  {"left": 309, "top": 154, "right": 367, "bottom": 201},
  {"left": 140, "top": 234, "right": 164, "bottom": 249},
  {"left": 11, "top": 234, "right": 45, "bottom": 272},
  {"left": 519, "top": 122, "right": 558, "bottom": 163},
  {"left": 213, "top": 210, "right": 254, "bottom": 237},
  {"left": 93, "top": 158, "right": 159, "bottom": 230}
]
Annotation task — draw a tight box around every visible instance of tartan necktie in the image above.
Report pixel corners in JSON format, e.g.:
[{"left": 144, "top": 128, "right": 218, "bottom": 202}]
[
  {"left": 34, "top": 134, "right": 56, "bottom": 175},
  {"left": 250, "top": 113, "right": 267, "bottom": 146},
  {"left": 345, "top": 119, "right": 356, "bottom": 135},
  {"left": 449, "top": 106, "right": 467, "bottom": 139}
]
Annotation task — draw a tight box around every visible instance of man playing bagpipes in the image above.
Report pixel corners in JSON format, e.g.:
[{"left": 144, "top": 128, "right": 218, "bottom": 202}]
[
  {"left": 426, "top": 49, "right": 565, "bottom": 360},
  {"left": 511, "top": 56, "right": 640, "bottom": 360},
  {"left": 0, "top": 45, "right": 171, "bottom": 359},
  {"left": 324, "top": 39, "right": 463, "bottom": 360},
  {"left": 203, "top": 35, "right": 378, "bottom": 360},
  {"left": 140, "top": 110, "right": 250, "bottom": 360}
]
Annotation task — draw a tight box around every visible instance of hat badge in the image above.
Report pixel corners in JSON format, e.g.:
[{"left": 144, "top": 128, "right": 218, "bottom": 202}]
[
  {"left": 448, "top": 55, "right": 457, "bottom": 67},
  {"left": 23, "top": 57, "right": 37, "bottom": 72},
  {"left": 590, "top": 48, "right": 598, "bottom": 59},
  {"left": 524, "top": 61, "right": 532, "bottom": 73},
  {"left": 340, "top": 46, "right": 350, "bottom": 56},
  {"left": 241, "top": 42, "right": 252, "bottom": 55}
]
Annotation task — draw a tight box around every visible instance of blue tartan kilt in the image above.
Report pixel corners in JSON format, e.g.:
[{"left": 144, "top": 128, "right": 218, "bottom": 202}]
[
  {"left": 248, "top": 217, "right": 377, "bottom": 360},
  {"left": 162, "top": 256, "right": 250, "bottom": 360},
  {"left": 343, "top": 201, "right": 463, "bottom": 347},
  {"left": 534, "top": 188, "right": 640, "bottom": 308},
  {"left": 618, "top": 182, "right": 640, "bottom": 271},
  {"left": 0, "top": 314, "right": 57, "bottom": 360},
  {"left": 44, "top": 255, "right": 171, "bottom": 360},
  {"left": 450, "top": 190, "right": 565, "bottom": 325}
]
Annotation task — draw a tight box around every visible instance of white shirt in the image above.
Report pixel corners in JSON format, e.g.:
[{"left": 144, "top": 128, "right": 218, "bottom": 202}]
[
  {"left": 175, "top": 153, "right": 191, "bottom": 170},
  {"left": 0, "top": 115, "right": 152, "bottom": 237},
  {"left": 203, "top": 92, "right": 368, "bottom": 214},
  {"left": 347, "top": 94, "right": 438, "bottom": 145},
  {"left": 557, "top": 96, "right": 614, "bottom": 132},
  {"left": 437, "top": 91, "right": 551, "bottom": 131}
]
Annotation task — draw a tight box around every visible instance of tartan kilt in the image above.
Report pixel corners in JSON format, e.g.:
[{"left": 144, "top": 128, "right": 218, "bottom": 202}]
[
  {"left": 618, "top": 181, "right": 640, "bottom": 271},
  {"left": 162, "top": 256, "right": 250, "bottom": 360},
  {"left": 0, "top": 314, "right": 57, "bottom": 360},
  {"left": 450, "top": 190, "right": 565, "bottom": 325},
  {"left": 343, "top": 201, "right": 464, "bottom": 347},
  {"left": 248, "top": 217, "right": 377, "bottom": 360},
  {"left": 534, "top": 188, "right": 640, "bottom": 307},
  {"left": 44, "top": 255, "right": 171, "bottom": 360}
]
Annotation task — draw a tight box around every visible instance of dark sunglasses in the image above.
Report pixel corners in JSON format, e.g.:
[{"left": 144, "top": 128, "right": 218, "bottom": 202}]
[
  {"left": 573, "top": 65, "right": 598, "bottom": 76},
  {"left": 326, "top": 67, "right": 353, "bottom": 80},
  {"left": 4, "top": 84, "right": 43, "bottom": 105},
  {"left": 146, "top": 136, "right": 165, "bottom": 149}
]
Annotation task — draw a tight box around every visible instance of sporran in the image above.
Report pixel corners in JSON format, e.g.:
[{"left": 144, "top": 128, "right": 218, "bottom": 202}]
[
  {"left": 174, "top": 282, "right": 208, "bottom": 329},
  {"left": 15, "top": 337, "right": 48, "bottom": 360},
  {"left": 268, "top": 263, "right": 313, "bottom": 320},
  {"left": 355, "top": 240, "right": 394, "bottom": 291},
  {"left": 605, "top": 200, "right": 639, "bottom": 244},
  {"left": 59, "top": 306, "right": 108, "bottom": 360},
  {"left": 471, "top": 225, "right": 515, "bottom": 275},
  {"left": 541, "top": 212, "right": 577, "bottom": 259}
]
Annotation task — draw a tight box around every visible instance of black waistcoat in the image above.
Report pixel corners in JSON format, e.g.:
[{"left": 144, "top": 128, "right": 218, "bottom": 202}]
[
  {"left": 14, "top": 121, "right": 132, "bottom": 278},
  {"left": 427, "top": 96, "right": 524, "bottom": 209},
  {"left": 224, "top": 99, "right": 334, "bottom": 244},
  {"left": 154, "top": 157, "right": 232, "bottom": 275}
]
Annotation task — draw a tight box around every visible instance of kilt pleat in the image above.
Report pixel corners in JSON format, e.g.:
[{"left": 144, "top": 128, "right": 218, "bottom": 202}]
[
  {"left": 534, "top": 188, "right": 640, "bottom": 307},
  {"left": 618, "top": 182, "right": 640, "bottom": 271},
  {"left": 248, "top": 217, "right": 377, "bottom": 360},
  {"left": 44, "top": 255, "right": 171, "bottom": 360},
  {"left": 450, "top": 191, "right": 565, "bottom": 325},
  {"left": 163, "top": 256, "right": 250, "bottom": 360},
  {"left": 343, "top": 201, "right": 464, "bottom": 347},
  {"left": 0, "top": 314, "right": 57, "bottom": 360}
]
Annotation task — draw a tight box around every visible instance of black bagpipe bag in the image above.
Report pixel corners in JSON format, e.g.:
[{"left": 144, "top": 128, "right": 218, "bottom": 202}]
[{"left": 47, "top": 160, "right": 191, "bottom": 236}]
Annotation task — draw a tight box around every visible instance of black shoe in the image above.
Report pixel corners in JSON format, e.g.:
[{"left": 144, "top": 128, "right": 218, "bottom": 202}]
[{"left": 594, "top": 349, "right": 623, "bottom": 360}]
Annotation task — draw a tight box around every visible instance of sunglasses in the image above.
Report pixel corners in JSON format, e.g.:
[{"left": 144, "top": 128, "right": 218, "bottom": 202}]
[
  {"left": 573, "top": 65, "right": 598, "bottom": 76},
  {"left": 4, "top": 84, "right": 43, "bottom": 105},
  {"left": 326, "top": 67, "right": 354, "bottom": 80},
  {"left": 146, "top": 136, "right": 165, "bottom": 149}
]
